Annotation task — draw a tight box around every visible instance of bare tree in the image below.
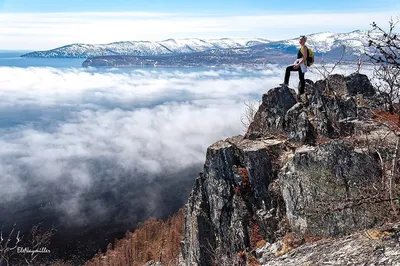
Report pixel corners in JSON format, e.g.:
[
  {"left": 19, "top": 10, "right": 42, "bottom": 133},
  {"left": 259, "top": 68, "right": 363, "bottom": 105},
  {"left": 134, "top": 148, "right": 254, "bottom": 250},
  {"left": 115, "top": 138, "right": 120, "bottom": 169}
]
[
  {"left": 0, "top": 223, "right": 22, "bottom": 266},
  {"left": 240, "top": 99, "right": 260, "bottom": 132},
  {"left": 23, "top": 224, "right": 56, "bottom": 266},
  {"left": 368, "top": 18, "right": 400, "bottom": 67},
  {"left": 371, "top": 64, "right": 400, "bottom": 115},
  {"left": 0, "top": 223, "right": 55, "bottom": 266},
  {"left": 310, "top": 45, "right": 347, "bottom": 80},
  {"left": 366, "top": 17, "right": 400, "bottom": 218},
  {"left": 367, "top": 17, "right": 400, "bottom": 114},
  {"left": 355, "top": 55, "right": 364, "bottom": 74}
]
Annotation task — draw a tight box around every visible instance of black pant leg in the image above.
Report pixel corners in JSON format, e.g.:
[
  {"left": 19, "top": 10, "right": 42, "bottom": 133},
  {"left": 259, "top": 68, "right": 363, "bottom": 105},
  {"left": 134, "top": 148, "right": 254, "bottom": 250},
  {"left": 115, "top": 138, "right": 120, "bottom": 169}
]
[
  {"left": 298, "top": 69, "right": 305, "bottom": 95},
  {"left": 284, "top": 65, "right": 295, "bottom": 85}
]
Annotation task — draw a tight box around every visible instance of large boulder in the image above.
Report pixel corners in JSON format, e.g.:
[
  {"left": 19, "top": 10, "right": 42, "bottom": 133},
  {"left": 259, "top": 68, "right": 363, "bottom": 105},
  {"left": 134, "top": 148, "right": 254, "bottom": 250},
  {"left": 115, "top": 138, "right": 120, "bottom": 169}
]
[
  {"left": 345, "top": 73, "right": 376, "bottom": 97},
  {"left": 311, "top": 73, "right": 376, "bottom": 97},
  {"left": 279, "top": 141, "right": 382, "bottom": 237},
  {"left": 246, "top": 86, "right": 297, "bottom": 139}
]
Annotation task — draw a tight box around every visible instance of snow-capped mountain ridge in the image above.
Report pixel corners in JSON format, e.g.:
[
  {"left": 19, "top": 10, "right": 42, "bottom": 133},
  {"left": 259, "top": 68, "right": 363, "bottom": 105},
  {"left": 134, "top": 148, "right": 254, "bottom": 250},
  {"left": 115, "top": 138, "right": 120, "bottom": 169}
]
[
  {"left": 22, "top": 30, "right": 374, "bottom": 59},
  {"left": 22, "top": 38, "right": 271, "bottom": 58},
  {"left": 273, "top": 30, "right": 369, "bottom": 55}
]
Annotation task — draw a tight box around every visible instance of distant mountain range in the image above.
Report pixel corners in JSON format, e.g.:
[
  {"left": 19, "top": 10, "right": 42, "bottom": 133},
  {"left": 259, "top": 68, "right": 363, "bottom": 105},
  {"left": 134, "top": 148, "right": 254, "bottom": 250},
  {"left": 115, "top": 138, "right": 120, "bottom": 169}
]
[
  {"left": 21, "top": 30, "right": 372, "bottom": 67},
  {"left": 21, "top": 38, "right": 271, "bottom": 58}
]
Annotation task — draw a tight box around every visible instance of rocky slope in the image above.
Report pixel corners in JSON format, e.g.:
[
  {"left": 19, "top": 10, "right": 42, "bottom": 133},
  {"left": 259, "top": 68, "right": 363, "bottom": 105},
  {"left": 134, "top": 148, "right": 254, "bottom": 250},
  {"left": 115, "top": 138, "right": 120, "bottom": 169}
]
[
  {"left": 181, "top": 73, "right": 399, "bottom": 265},
  {"left": 256, "top": 222, "right": 400, "bottom": 265}
]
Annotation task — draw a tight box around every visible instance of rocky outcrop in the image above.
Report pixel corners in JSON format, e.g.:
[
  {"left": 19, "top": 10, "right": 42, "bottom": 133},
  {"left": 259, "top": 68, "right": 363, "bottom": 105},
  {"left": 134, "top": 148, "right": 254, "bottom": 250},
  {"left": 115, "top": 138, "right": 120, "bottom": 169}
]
[
  {"left": 245, "top": 73, "right": 384, "bottom": 144},
  {"left": 182, "top": 137, "right": 286, "bottom": 266},
  {"left": 280, "top": 141, "right": 382, "bottom": 237},
  {"left": 345, "top": 73, "right": 376, "bottom": 96},
  {"left": 246, "top": 86, "right": 297, "bottom": 140},
  {"left": 256, "top": 222, "right": 400, "bottom": 265},
  {"left": 182, "top": 73, "right": 398, "bottom": 265}
]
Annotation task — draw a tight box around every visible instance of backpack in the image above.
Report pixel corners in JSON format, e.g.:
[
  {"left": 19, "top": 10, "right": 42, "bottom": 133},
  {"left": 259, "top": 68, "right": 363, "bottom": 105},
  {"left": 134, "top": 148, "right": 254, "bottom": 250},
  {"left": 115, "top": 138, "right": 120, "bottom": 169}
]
[
  {"left": 299, "top": 46, "right": 315, "bottom": 67},
  {"left": 307, "top": 47, "right": 315, "bottom": 66}
]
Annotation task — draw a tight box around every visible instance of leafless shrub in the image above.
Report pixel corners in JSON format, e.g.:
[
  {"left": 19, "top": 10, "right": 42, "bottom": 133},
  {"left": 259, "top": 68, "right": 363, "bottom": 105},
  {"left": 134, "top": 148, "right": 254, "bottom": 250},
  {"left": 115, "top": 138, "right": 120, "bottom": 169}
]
[
  {"left": 0, "top": 223, "right": 22, "bottom": 266},
  {"left": 23, "top": 224, "right": 56, "bottom": 266},
  {"left": 355, "top": 56, "right": 364, "bottom": 74},
  {"left": 367, "top": 17, "right": 400, "bottom": 114},
  {"left": 240, "top": 99, "right": 260, "bottom": 132},
  {"left": 310, "top": 45, "right": 346, "bottom": 80},
  {"left": 366, "top": 17, "right": 400, "bottom": 218},
  {"left": 0, "top": 223, "right": 55, "bottom": 266}
]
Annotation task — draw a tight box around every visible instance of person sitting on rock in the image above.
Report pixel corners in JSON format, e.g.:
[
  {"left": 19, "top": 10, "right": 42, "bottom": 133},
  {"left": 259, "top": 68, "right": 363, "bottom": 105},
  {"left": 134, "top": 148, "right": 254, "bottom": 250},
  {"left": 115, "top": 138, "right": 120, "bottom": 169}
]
[{"left": 280, "top": 35, "right": 308, "bottom": 96}]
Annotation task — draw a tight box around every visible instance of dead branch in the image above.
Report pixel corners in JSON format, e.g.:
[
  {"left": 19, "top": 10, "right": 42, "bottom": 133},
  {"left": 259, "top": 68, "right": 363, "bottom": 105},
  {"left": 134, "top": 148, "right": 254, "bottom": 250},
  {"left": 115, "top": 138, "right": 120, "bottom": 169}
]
[
  {"left": 0, "top": 223, "right": 22, "bottom": 266},
  {"left": 241, "top": 99, "right": 260, "bottom": 132},
  {"left": 311, "top": 45, "right": 346, "bottom": 80},
  {"left": 390, "top": 136, "right": 400, "bottom": 217}
]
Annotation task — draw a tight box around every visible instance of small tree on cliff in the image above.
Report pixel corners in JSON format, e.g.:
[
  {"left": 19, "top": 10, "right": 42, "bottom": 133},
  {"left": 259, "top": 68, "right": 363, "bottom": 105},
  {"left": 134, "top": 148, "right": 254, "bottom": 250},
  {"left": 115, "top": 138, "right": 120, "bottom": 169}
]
[
  {"left": 367, "top": 17, "right": 400, "bottom": 114},
  {"left": 240, "top": 99, "right": 260, "bottom": 133},
  {"left": 367, "top": 17, "right": 400, "bottom": 218}
]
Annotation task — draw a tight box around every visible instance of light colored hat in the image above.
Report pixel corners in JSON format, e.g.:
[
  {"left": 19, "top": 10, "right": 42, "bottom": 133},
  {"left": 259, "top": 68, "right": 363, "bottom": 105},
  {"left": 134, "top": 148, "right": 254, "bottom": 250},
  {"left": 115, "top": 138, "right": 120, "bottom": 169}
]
[{"left": 300, "top": 35, "right": 307, "bottom": 42}]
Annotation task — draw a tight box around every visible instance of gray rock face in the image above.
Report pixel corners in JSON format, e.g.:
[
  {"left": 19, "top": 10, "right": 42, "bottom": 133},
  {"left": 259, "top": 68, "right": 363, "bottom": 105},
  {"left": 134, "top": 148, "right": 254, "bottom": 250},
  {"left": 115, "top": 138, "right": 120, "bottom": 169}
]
[
  {"left": 246, "top": 73, "right": 382, "bottom": 144},
  {"left": 182, "top": 73, "right": 396, "bottom": 266},
  {"left": 279, "top": 141, "right": 382, "bottom": 237},
  {"left": 284, "top": 103, "right": 317, "bottom": 144},
  {"left": 345, "top": 73, "right": 376, "bottom": 97},
  {"left": 312, "top": 73, "right": 375, "bottom": 97},
  {"left": 257, "top": 222, "right": 400, "bottom": 266},
  {"left": 308, "top": 86, "right": 358, "bottom": 138},
  {"left": 246, "top": 86, "right": 297, "bottom": 138},
  {"left": 182, "top": 137, "right": 285, "bottom": 266}
]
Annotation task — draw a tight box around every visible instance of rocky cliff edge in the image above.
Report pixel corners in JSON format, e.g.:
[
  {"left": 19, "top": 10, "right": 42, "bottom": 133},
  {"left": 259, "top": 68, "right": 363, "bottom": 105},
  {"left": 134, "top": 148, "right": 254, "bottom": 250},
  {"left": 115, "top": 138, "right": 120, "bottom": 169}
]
[{"left": 182, "top": 73, "right": 400, "bottom": 266}]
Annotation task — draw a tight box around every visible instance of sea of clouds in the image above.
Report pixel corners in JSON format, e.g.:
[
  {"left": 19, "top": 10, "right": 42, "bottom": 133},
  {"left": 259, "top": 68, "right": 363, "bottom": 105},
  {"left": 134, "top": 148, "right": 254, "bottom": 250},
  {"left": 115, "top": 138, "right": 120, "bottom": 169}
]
[
  {"left": 0, "top": 64, "right": 370, "bottom": 230},
  {"left": 0, "top": 66, "right": 282, "bottom": 226}
]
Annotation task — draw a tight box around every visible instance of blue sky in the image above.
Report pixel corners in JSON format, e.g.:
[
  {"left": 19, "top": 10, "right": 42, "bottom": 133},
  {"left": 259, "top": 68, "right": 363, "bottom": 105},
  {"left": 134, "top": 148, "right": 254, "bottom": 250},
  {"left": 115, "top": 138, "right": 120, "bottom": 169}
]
[
  {"left": 1, "top": 0, "right": 399, "bottom": 13},
  {"left": 0, "top": 0, "right": 399, "bottom": 50}
]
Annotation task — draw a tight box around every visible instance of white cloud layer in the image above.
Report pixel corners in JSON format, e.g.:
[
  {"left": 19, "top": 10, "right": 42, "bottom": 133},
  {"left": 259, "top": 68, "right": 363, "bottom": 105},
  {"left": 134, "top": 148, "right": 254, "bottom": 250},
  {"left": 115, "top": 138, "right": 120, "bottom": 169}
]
[
  {"left": 0, "top": 66, "right": 283, "bottom": 223},
  {"left": 0, "top": 64, "right": 374, "bottom": 226},
  {"left": 0, "top": 11, "right": 398, "bottom": 50}
]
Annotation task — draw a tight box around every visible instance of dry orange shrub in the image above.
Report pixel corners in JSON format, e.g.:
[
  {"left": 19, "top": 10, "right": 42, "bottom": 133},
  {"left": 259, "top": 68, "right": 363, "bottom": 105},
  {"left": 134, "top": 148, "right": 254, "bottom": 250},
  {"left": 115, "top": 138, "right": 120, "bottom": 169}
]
[{"left": 84, "top": 209, "right": 184, "bottom": 266}]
